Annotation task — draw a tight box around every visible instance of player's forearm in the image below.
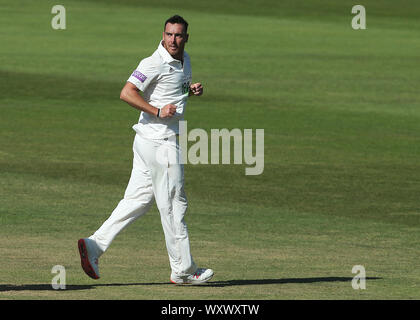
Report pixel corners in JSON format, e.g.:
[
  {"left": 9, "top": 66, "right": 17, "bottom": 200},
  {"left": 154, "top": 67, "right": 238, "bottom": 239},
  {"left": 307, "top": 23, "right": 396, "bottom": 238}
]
[{"left": 120, "top": 86, "right": 158, "bottom": 117}]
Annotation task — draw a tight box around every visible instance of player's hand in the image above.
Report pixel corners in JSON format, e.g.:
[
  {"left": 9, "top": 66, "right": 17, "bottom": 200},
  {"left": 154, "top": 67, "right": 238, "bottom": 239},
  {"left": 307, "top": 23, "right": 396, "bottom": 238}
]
[
  {"left": 190, "top": 83, "right": 203, "bottom": 96},
  {"left": 159, "top": 104, "right": 177, "bottom": 118}
]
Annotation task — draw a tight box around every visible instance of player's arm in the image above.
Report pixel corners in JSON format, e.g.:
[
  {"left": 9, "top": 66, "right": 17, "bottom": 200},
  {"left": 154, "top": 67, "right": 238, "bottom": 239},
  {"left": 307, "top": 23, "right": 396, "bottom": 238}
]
[
  {"left": 120, "top": 82, "right": 176, "bottom": 118},
  {"left": 189, "top": 82, "right": 203, "bottom": 96}
]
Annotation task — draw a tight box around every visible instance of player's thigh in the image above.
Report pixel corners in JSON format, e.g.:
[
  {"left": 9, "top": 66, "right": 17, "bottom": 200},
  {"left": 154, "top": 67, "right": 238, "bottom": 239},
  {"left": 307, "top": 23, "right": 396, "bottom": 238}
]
[{"left": 124, "top": 136, "right": 154, "bottom": 201}]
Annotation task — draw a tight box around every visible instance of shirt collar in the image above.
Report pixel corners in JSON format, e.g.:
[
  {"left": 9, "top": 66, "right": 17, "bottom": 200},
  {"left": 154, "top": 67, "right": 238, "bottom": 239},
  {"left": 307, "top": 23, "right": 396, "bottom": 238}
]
[{"left": 158, "top": 41, "right": 186, "bottom": 64}]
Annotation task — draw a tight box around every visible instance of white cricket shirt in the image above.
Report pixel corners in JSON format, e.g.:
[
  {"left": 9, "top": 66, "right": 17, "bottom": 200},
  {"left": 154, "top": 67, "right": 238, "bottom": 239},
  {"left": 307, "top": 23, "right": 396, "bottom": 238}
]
[{"left": 127, "top": 41, "right": 192, "bottom": 140}]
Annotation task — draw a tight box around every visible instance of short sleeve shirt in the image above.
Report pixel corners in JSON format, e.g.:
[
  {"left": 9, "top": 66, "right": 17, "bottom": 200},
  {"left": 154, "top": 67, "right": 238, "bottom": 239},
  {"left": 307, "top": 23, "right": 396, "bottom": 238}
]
[{"left": 127, "top": 41, "right": 192, "bottom": 140}]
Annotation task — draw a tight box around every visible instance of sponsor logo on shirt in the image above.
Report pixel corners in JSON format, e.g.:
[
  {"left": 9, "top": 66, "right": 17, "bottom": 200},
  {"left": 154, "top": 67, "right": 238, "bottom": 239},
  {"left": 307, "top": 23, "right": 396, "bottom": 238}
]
[{"left": 132, "top": 70, "right": 147, "bottom": 83}]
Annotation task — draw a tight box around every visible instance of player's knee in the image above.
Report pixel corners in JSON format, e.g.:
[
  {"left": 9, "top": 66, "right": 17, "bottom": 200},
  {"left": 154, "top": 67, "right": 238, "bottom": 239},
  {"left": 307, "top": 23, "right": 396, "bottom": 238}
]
[
  {"left": 173, "top": 185, "right": 187, "bottom": 202},
  {"left": 124, "top": 190, "right": 154, "bottom": 203}
]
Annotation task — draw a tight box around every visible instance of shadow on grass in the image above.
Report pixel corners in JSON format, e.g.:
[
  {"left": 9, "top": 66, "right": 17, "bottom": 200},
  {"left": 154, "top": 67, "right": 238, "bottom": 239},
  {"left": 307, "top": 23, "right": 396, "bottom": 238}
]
[
  {"left": 0, "top": 277, "right": 381, "bottom": 291},
  {"left": 204, "top": 277, "right": 382, "bottom": 288}
]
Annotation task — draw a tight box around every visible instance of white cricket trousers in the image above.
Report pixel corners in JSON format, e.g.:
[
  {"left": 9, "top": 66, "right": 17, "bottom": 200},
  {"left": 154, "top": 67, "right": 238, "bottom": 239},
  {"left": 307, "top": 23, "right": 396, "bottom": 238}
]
[{"left": 89, "top": 133, "right": 197, "bottom": 276}]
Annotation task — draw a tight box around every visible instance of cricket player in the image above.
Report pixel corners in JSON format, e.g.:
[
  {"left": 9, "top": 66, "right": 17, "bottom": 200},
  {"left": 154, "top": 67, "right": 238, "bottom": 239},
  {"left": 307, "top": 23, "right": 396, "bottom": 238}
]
[{"left": 78, "top": 15, "right": 213, "bottom": 284}]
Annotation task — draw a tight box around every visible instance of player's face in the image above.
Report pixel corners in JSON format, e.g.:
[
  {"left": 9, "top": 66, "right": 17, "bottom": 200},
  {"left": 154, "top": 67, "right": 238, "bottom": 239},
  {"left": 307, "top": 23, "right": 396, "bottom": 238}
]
[{"left": 162, "top": 23, "right": 188, "bottom": 60}]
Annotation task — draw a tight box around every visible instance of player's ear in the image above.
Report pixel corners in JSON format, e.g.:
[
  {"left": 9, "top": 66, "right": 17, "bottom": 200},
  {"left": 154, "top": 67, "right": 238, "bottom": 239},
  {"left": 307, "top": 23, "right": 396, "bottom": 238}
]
[{"left": 185, "top": 33, "right": 189, "bottom": 43}]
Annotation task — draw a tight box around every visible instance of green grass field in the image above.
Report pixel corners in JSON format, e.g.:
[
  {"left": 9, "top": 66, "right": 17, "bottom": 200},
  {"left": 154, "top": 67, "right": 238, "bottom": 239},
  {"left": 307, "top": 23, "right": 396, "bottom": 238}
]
[{"left": 1, "top": 0, "right": 420, "bottom": 300}]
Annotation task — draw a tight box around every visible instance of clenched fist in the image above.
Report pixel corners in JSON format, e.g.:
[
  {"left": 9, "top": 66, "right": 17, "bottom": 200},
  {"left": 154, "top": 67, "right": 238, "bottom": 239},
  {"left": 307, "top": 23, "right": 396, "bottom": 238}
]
[
  {"left": 159, "top": 104, "right": 177, "bottom": 118},
  {"left": 190, "top": 83, "right": 203, "bottom": 96}
]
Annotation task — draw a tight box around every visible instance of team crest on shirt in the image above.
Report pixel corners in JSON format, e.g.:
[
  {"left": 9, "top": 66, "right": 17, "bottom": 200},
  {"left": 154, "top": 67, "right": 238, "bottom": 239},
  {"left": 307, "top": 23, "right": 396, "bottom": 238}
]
[{"left": 182, "top": 81, "right": 190, "bottom": 94}]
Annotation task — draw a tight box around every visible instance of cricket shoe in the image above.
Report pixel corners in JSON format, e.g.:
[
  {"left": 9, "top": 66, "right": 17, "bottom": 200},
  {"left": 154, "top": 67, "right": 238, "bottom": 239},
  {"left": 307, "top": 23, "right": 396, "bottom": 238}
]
[
  {"left": 170, "top": 268, "right": 214, "bottom": 285},
  {"left": 78, "top": 238, "right": 100, "bottom": 279}
]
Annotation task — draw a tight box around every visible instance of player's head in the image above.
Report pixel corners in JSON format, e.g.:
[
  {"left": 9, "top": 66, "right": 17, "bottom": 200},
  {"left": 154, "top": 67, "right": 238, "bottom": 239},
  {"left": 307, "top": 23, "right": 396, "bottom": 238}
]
[
  {"left": 162, "top": 15, "right": 189, "bottom": 60},
  {"left": 164, "top": 15, "right": 188, "bottom": 34}
]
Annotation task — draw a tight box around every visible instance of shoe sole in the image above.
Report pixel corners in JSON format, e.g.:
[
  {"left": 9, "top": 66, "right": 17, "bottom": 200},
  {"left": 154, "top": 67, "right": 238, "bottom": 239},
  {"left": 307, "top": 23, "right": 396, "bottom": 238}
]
[{"left": 78, "top": 239, "right": 99, "bottom": 279}]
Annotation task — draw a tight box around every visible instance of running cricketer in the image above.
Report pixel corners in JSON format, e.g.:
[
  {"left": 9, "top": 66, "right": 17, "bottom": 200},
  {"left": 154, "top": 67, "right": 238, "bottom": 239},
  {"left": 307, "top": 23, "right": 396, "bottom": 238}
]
[{"left": 78, "top": 15, "right": 214, "bottom": 284}]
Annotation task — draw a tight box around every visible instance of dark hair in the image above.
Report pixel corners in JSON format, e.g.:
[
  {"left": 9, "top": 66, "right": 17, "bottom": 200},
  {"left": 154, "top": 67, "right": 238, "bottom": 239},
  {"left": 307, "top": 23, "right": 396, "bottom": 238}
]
[{"left": 164, "top": 15, "right": 188, "bottom": 33}]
